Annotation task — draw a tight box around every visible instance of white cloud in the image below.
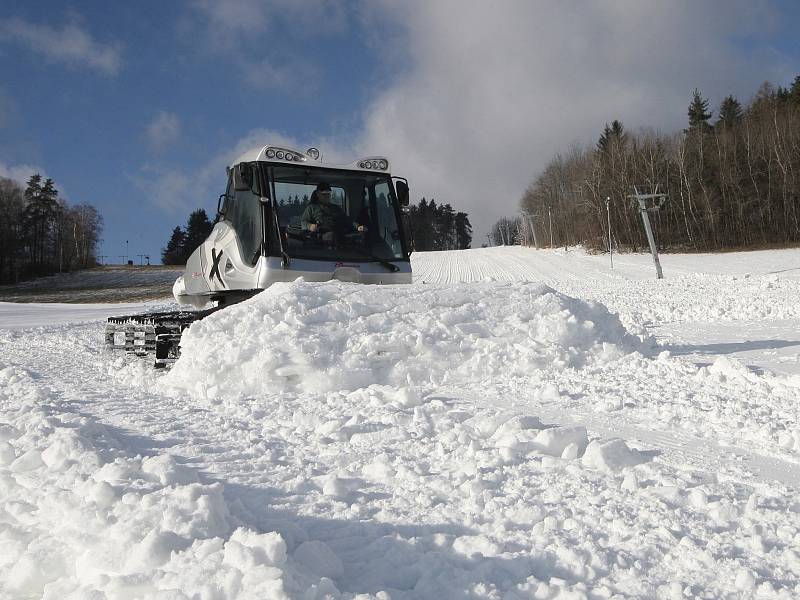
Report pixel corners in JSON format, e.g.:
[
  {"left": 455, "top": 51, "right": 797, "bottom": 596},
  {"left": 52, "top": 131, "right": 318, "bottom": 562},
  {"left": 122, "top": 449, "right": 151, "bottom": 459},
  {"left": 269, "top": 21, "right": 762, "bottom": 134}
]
[
  {"left": 134, "top": 129, "right": 301, "bottom": 214},
  {"left": 0, "top": 161, "right": 71, "bottom": 199},
  {"left": 190, "top": 0, "right": 347, "bottom": 43},
  {"left": 0, "top": 17, "right": 121, "bottom": 75},
  {"left": 143, "top": 0, "right": 796, "bottom": 244},
  {"left": 144, "top": 111, "right": 182, "bottom": 151},
  {"left": 184, "top": 0, "right": 346, "bottom": 92},
  {"left": 134, "top": 165, "right": 192, "bottom": 215},
  {"left": 0, "top": 161, "right": 49, "bottom": 187},
  {"left": 191, "top": 0, "right": 272, "bottom": 39},
  {"left": 351, "top": 0, "right": 790, "bottom": 243},
  {"left": 134, "top": 126, "right": 367, "bottom": 220}
]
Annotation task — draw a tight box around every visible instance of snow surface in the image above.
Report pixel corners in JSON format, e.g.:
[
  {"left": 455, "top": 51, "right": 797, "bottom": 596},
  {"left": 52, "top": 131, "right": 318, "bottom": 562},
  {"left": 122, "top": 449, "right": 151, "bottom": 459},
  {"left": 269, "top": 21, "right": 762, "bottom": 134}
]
[
  {"left": 0, "top": 266, "right": 183, "bottom": 303},
  {"left": 0, "top": 302, "right": 161, "bottom": 330},
  {"left": 1, "top": 246, "right": 800, "bottom": 599}
]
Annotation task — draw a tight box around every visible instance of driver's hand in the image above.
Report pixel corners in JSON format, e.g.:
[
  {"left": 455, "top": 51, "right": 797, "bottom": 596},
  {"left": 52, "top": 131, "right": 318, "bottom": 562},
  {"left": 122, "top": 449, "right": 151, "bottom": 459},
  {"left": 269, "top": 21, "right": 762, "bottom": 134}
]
[{"left": 308, "top": 223, "right": 318, "bottom": 232}]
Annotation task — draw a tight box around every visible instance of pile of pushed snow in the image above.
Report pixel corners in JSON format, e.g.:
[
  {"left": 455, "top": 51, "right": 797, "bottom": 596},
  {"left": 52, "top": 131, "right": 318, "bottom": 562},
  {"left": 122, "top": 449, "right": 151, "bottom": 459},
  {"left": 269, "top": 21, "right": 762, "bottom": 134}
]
[
  {"left": 165, "top": 280, "right": 644, "bottom": 398},
  {"left": 0, "top": 364, "right": 330, "bottom": 599}
]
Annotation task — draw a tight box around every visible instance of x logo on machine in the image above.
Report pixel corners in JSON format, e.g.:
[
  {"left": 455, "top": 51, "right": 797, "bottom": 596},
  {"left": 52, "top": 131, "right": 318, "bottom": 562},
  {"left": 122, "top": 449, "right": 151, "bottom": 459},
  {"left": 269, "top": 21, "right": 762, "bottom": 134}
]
[{"left": 209, "top": 248, "right": 225, "bottom": 287}]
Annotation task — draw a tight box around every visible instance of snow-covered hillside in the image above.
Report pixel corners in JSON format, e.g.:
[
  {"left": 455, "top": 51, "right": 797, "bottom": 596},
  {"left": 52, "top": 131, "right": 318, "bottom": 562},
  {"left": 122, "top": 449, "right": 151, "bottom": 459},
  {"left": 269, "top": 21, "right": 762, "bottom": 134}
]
[{"left": 1, "top": 247, "right": 799, "bottom": 598}]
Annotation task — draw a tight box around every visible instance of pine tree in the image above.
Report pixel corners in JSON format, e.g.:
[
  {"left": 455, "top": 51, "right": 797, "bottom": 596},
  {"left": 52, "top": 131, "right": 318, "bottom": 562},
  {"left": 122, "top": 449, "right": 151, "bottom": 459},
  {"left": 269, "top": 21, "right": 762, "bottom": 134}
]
[
  {"left": 21, "top": 174, "right": 42, "bottom": 265},
  {"left": 435, "top": 203, "right": 455, "bottom": 250},
  {"left": 597, "top": 120, "right": 627, "bottom": 154},
  {"left": 21, "top": 174, "right": 61, "bottom": 271},
  {"left": 789, "top": 75, "right": 800, "bottom": 105},
  {"left": 426, "top": 199, "right": 438, "bottom": 250},
  {"left": 412, "top": 198, "right": 434, "bottom": 250},
  {"left": 716, "top": 95, "right": 742, "bottom": 128},
  {"left": 42, "top": 178, "right": 66, "bottom": 270},
  {"left": 161, "top": 226, "right": 186, "bottom": 265},
  {"left": 455, "top": 212, "right": 472, "bottom": 249},
  {"left": 181, "top": 209, "right": 213, "bottom": 262},
  {"left": 687, "top": 88, "right": 712, "bottom": 130},
  {"left": 23, "top": 173, "right": 42, "bottom": 203},
  {"left": 597, "top": 123, "right": 613, "bottom": 154}
]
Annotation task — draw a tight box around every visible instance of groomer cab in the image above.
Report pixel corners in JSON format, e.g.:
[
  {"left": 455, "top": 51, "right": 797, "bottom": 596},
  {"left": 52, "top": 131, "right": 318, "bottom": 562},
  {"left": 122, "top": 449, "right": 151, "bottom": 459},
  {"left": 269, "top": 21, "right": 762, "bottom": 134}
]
[{"left": 174, "top": 145, "right": 412, "bottom": 308}]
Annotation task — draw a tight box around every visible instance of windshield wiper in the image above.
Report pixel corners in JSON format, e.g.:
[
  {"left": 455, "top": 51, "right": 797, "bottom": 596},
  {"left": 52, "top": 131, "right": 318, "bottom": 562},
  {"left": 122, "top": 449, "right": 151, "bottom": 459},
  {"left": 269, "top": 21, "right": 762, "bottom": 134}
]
[
  {"left": 374, "top": 257, "right": 400, "bottom": 272},
  {"left": 348, "top": 245, "right": 400, "bottom": 272}
]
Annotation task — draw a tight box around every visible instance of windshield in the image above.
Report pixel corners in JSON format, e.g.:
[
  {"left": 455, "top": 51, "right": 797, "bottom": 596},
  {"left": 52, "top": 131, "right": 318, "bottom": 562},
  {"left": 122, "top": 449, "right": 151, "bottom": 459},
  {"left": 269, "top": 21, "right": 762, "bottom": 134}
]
[{"left": 270, "top": 165, "right": 407, "bottom": 262}]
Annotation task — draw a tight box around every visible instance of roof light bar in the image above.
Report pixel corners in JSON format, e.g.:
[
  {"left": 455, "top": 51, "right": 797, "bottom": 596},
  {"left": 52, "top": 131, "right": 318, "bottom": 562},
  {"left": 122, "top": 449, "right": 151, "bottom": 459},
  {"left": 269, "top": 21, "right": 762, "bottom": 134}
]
[
  {"left": 264, "top": 147, "right": 306, "bottom": 162},
  {"left": 358, "top": 158, "right": 389, "bottom": 171}
]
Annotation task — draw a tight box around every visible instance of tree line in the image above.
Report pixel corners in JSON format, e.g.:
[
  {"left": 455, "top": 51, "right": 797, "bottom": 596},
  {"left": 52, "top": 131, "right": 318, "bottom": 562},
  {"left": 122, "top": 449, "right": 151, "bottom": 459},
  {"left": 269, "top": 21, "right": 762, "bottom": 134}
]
[
  {"left": 162, "top": 209, "right": 214, "bottom": 265},
  {"left": 507, "top": 75, "right": 800, "bottom": 252},
  {"left": 0, "top": 174, "right": 102, "bottom": 283},
  {"left": 406, "top": 198, "right": 472, "bottom": 251}
]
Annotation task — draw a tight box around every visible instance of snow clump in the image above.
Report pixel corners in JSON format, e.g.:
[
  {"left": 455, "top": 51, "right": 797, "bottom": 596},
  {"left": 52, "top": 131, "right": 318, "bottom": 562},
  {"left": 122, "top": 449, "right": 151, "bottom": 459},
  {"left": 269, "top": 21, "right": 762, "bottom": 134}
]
[{"left": 0, "top": 364, "right": 329, "bottom": 598}]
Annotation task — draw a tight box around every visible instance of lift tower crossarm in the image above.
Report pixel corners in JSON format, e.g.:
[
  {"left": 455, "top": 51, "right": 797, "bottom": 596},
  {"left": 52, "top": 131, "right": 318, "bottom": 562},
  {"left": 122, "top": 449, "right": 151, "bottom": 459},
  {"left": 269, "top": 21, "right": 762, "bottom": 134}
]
[{"left": 628, "top": 185, "right": 667, "bottom": 280}]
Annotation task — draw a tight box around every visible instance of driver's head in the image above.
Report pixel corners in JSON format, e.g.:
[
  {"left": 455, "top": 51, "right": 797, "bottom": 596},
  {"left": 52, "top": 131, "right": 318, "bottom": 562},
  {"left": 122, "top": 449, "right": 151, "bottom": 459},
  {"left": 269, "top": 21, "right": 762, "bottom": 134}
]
[{"left": 316, "top": 182, "right": 331, "bottom": 203}]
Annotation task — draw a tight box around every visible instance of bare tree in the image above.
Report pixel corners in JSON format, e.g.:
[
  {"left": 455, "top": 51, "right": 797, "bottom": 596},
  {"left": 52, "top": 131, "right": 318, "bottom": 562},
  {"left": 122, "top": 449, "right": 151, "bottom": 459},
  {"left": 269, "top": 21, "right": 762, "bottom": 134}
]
[{"left": 518, "top": 79, "right": 800, "bottom": 252}]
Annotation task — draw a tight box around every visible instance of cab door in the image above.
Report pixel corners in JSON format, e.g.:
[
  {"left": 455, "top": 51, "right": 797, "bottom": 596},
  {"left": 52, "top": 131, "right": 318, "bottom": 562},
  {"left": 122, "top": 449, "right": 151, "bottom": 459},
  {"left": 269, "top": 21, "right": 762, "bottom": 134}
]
[{"left": 207, "top": 163, "right": 264, "bottom": 291}]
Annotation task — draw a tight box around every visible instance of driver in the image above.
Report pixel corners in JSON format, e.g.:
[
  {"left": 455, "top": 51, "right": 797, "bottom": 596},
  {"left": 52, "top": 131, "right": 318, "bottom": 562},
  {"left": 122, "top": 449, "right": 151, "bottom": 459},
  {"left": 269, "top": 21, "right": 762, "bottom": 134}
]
[{"left": 301, "top": 182, "right": 351, "bottom": 242}]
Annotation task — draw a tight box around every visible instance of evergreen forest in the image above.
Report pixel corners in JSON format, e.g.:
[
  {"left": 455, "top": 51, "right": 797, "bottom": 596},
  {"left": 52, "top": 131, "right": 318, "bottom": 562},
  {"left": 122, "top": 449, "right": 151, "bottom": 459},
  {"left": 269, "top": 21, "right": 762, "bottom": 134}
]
[
  {"left": 161, "top": 209, "right": 214, "bottom": 265},
  {"left": 406, "top": 198, "right": 472, "bottom": 251},
  {"left": 0, "top": 174, "right": 102, "bottom": 283}
]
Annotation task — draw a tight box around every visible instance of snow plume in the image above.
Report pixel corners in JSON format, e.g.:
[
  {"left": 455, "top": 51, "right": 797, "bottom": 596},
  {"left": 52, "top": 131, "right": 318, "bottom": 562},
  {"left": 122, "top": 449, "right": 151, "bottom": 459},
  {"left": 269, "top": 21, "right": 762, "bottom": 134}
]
[
  {"left": 164, "top": 280, "right": 643, "bottom": 398},
  {"left": 0, "top": 17, "right": 122, "bottom": 75},
  {"left": 353, "top": 1, "right": 790, "bottom": 242}
]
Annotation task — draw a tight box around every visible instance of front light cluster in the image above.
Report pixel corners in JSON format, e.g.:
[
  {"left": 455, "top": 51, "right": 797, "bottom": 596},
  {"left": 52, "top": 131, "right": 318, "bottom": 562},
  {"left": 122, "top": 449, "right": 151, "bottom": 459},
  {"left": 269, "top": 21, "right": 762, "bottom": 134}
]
[
  {"left": 359, "top": 158, "right": 389, "bottom": 170},
  {"left": 265, "top": 147, "right": 305, "bottom": 162}
]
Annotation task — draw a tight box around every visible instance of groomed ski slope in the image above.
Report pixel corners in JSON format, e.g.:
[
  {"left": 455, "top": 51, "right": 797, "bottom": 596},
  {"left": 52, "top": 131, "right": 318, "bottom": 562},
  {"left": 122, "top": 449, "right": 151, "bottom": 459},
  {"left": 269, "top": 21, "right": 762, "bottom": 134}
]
[{"left": 1, "top": 246, "right": 800, "bottom": 599}]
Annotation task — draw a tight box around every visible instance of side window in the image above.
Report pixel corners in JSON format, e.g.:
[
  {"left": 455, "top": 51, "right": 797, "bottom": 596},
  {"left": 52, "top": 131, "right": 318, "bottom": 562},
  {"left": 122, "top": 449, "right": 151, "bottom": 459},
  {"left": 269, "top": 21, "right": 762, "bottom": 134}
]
[
  {"left": 373, "top": 180, "right": 401, "bottom": 256},
  {"left": 222, "top": 174, "right": 234, "bottom": 217},
  {"left": 225, "top": 165, "right": 263, "bottom": 264}
]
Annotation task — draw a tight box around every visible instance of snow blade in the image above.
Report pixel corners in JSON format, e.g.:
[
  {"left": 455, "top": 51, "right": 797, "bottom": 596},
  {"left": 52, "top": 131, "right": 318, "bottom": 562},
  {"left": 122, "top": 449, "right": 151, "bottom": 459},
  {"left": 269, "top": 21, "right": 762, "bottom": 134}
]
[{"left": 105, "top": 308, "right": 219, "bottom": 368}]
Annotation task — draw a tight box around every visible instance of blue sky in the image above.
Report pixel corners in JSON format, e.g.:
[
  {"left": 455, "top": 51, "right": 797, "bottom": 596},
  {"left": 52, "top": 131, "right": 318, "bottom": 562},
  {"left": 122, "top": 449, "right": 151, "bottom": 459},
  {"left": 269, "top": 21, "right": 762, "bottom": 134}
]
[{"left": 1, "top": 1, "right": 799, "bottom": 262}]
